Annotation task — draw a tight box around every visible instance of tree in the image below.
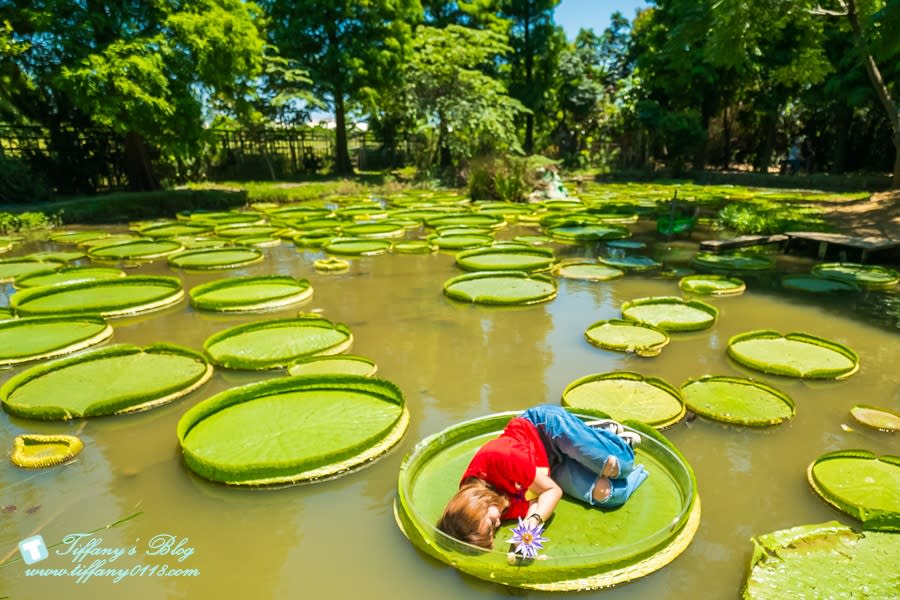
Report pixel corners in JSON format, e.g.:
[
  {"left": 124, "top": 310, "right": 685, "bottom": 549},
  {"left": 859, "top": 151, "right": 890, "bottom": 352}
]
[
  {"left": 263, "top": 0, "right": 421, "bottom": 175},
  {"left": 1, "top": 0, "right": 269, "bottom": 191}
]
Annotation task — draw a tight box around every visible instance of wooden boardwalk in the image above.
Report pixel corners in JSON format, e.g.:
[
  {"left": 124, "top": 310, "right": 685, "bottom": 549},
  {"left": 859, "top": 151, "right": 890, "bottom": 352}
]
[
  {"left": 699, "top": 234, "right": 788, "bottom": 253},
  {"left": 699, "top": 231, "right": 900, "bottom": 264}
]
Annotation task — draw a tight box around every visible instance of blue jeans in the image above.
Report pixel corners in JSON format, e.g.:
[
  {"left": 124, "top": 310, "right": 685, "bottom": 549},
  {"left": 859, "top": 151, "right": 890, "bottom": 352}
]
[{"left": 521, "top": 405, "right": 637, "bottom": 507}]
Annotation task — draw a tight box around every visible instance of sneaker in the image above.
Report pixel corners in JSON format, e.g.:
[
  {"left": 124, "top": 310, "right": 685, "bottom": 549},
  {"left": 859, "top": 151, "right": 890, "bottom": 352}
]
[
  {"left": 619, "top": 431, "right": 641, "bottom": 448},
  {"left": 587, "top": 419, "right": 624, "bottom": 435}
]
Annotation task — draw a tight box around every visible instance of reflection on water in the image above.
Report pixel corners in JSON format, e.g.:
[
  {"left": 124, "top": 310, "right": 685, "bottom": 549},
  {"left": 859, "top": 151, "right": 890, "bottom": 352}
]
[{"left": 1, "top": 224, "right": 898, "bottom": 599}]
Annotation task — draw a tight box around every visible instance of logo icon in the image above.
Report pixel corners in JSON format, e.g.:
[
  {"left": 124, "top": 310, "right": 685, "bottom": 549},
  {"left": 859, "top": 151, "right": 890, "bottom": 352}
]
[{"left": 18, "top": 535, "right": 48, "bottom": 565}]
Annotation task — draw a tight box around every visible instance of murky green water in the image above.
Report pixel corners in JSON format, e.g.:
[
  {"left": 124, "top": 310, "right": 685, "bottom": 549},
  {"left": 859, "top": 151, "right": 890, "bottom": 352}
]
[{"left": 1, "top": 223, "right": 898, "bottom": 598}]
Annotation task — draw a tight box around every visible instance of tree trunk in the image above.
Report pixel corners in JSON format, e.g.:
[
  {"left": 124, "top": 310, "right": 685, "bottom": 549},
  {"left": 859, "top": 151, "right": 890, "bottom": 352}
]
[
  {"left": 832, "top": 106, "right": 851, "bottom": 174},
  {"left": 722, "top": 106, "right": 731, "bottom": 170},
  {"left": 333, "top": 94, "right": 354, "bottom": 176},
  {"left": 123, "top": 131, "right": 160, "bottom": 191}
]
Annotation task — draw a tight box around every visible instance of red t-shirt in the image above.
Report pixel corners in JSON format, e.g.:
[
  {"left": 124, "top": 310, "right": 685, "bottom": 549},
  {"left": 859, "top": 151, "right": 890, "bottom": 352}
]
[{"left": 461, "top": 417, "right": 550, "bottom": 519}]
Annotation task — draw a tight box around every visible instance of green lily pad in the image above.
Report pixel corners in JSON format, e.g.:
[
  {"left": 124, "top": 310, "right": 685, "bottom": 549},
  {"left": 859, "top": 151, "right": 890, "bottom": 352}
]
[
  {"left": 138, "top": 221, "right": 214, "bottom": 237},
  {"left": 87, "top": 239, "right": 184, "bottom": 261},
  {"left": 394, "top": 411, "right": 700, "bottom": 591},
  {"left": 429, "top": 233, "right": 494, "bottom": 250},
  {"left": 0, "top": 258, "right": 62, "bottom": 283},
  {"left": 314, "top": 257, "right": 350, "bottom": 272},
  {"left": 287, "top": 355, "right": 378, "bottom": 377},
  {"left": 11, "top": 434, "right": 84, "bottom": 468},
  {"left": 597, "top": 255, "right": 662, "bottom": 271},
  {"left": 678, "top": 274, "right": 746, "bottom": 296},
  {"left": 545, "top": 222, "right": 631, "bottom": 242},
  {"left": 0, "top": 343, "right": 213, "bottom": 420},
  {"left": 692, "top": 251, "right": 775, "bottom": 271},
  {"left": 15, "top": 266, "right": 126, "bottom": 288},
  {"left": 393, "top": 240, "right": 436, "bottom": 254},
  {"left": 177, "top": 374, "right": 408, "bottom": 485},
  {"left": 0, "top": 316, "right": 113, "bottom": 366},
  {"left": 680, "top": 376, "right": 794, "bottom": 426},
  {"left": 214, "top": 224, "right": 281, "bottom": 239},
  {"left": 621, "top": 296, "right": 718, "bottom": 332},
  {"left": 807, "top": 450, "right": 900, "bottom": 531},
  {"left": 181, "top": 211, "right": 262, "bottom": 226},
  {"left": 562, "top": 372, "right": 686, "bottom": 428},
  {"left": 427, "top": 213, "right": 506, "bottom": 229},
  {"left": 552, "top": 262, "right": 624, "bottom": 281},
  {"left": 204, "top": 316, "right": 353, "bottom": 370},
  {"left": 455, "top": 244, "right": 556, "bottom": 272},
  {"left": 727, "top": 330, "right": 859, "bottom": 379},
  {"left": 743, "top": 521, "right": 900, "bottom": 599},
  {"left": 849, "top": 405, "right": 900, "bottom": 432},
  {"left": 189, "top": 276, "right": 313, "bottom": 312},
  {"left": 234, "top": 235, "right": 281, "bottom": 248},
  {"left": 11, "top": 276, "right": 184, "bottom": 318},
  {"left": 780, "top": 274, "right": 861, "bottom": 294},
  {"left": 607, "top": 240, "right": 647, "bottom": 249},
  {"left": 28, "top": 251, "right": 86, "bottom": 263},
  {"left": 168, "top": 247, "right": 264, "bottom": 270},
  {"left": 341, "top": 222, "right": 408, "bottom": 239},
  {"left": 323, "top": 237, "right": 392, "bottom": 256},
  {"left": 443, "top": 271, "right": 557, "bottom": 305},
  {"left": 49, "top": 231, "right": 110, "bottom": 244},
  {"left": 584, "top": 319, "right": 669, "bottom": 357},
  {"left": 811, "top": 262, "right": 899, "bottom": 290}
]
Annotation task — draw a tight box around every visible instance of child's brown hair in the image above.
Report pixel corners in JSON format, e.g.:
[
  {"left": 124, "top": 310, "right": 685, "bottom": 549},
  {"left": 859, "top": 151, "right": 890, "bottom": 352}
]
[{"left": 436, "top": 478, "right": 510, "bottom": 549}]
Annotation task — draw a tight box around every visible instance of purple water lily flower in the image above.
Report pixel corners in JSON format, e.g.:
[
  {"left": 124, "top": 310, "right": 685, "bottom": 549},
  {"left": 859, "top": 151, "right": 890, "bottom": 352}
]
[{"left": 506, "top": 517, "right": 548, "bottom": 559}]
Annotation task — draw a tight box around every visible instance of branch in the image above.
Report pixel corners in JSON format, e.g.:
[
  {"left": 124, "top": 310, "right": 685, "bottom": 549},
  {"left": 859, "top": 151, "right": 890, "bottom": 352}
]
[{"left": 809, "top": 1, "right": 848, "bottom": 16}]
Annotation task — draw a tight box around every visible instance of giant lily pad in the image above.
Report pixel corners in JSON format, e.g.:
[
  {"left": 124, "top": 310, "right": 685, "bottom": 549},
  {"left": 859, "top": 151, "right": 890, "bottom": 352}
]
[
  {"left": 743, "top": 521, "right": 900, "bottom": 599},
  {"left": 780, "top": 274, "right": 860, "bottom": 294},
  {"left": 394, "top": 411, "right": 700, "bottom": 591},
  {"left": 811, "top": 262, "right": 899, "bottom": 290},
  {"left": 455, "top": 244, "right": 556, "bottom": 272},
  {"left": 0, "top": 344, "right": 212, "bottom": 420},
  {"left": 678, "top": 274, "right": 746, "bottom": 296},
  {"left": 323, "top": 237, "right": 392, "bottom": 256},
  {"left": 204, "top": 316, "right": 353, "bottom": 370},
  {"left": 0, "top": 258, "right": 62, "bottom": 283},
  {"left": 727, "top": 330, "right": 859, "bottom": 379},
  {"left": 562, "top": 372, "right": 685, "bottom": 428},
  {"left": 545, "top": 222, "right": 631, "bottom": 242},
  {"left": 288, "top": 355, "right": 378, "bottom": 377},
  {"left": 807, "top": 450, "right": 900, "bottom": 531},
  {"left": 11, "top": 434, "right": 84, "bottom": 468},
  {"left": 429, "top": 233, "right": 493, "bottom": 250},
  {"left": 11, "top": 276, "right": 184, "bottom": 318},
  {"left": 0, "top": 316, "right": 113, "bottom": 366},
  {"left": 584, "top": 319, "right": 669, "bottom": 357},
  {"left": 680, "top": 376, "right": 794, "bottom": 426},
  {"left": 87, "top": 239, "right": 184, "bottom": 261},
  {"left": 189, "top": 276, "right": 313, "bottom": 312},
  {"left": 15, "top": 266, "right": 126, "bottom": 288},
  {"left": 621, "top": 296, "right": 718, "bottom": 332},
  {"left": 168, "top": 247, "right": 264, "bottom": 270},
  {"left": 692, "top": 252, "right": 775, "bottom": 271},
  {"left": 138, "top": 221, "right": 213, "bottom": 238},
  {"left": 552, "top": 262, "right": 624, "bottom": 281},
  {"left": 341, "top": 222, "right": 407, "bottom": 239},
  {"left": 177, "top": 374, "right": 408, "bottom": 485},
  {"left": 443, "top": 271, "right": 557, "bottom": 305},
  {"left": 849, "top": 405, "right": 900, "bottom": 432},
  {"left": 597, "top": 255, "right": 662, "bottom": 271}
]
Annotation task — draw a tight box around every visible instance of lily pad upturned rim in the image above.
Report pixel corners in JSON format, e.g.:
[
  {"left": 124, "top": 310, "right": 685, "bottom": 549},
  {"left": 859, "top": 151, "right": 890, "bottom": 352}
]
[
  {"left": 323, "top": 237, "right": 393, "bottom": 256},
  {"left": 177, "top": 374, "right": 408, "bottom": 486},
  {"left": 780, "top": 274, "right": 861, "bottom": 294},
  {"left": 678, "top": 274, "right": 746, "bottom": 296},
  {"left": 726, "top": 330, "right": 860, "bottom": 379},
  {"left": 0, "top": 343, "right": 213, "bottom": 420},
  {"left": 849, "top": 404, "right": 900, "bottom": 432},
  {"left": 203, "top": 316, "right": 354, "bottom": 370},
  {"left": 584, "top": 319, "right": 670, "bottom": 357},
  {"left": 552, "top": 261, "right": 625, "bottom": 281},
  {"left": 188, "top": 275, "right": 313, "bottom": 312},
  {"left": 443, "top": 270, "right": 558, "bottom": 305},
  {"left": 679, "top": 375, "right": 795, "bottom": 426},
  {"left": 86, "top": 239, "right": 184, "bottom": 260},
  {"left": 314, "top": 257, "right": 351, "bottom": 271},
  {"left": 287, "top": 354, "right": 378, "bottom": 377},
  {"left": 455, "top": 244, "right": 556, "bottom": 273},
  {"left": 811, "top": 262, "right": 900, "bottom": 290},
  {"left": 14, "top": 266, "right": 127, "bottom": 289},
  {"left": 0, "top": 315, "right": 113, "bottom": 366},
  {"left": 167, "top": 246, "right": 265, "bottom": 270},
  {"left": 691, "top": 251, "right": 776, "bottom": 271},
  {"left": 562, "top": 371, "right": 686, "bottom": 428},
  {"left": 393, "top": 410, "right": 700, "bottom": 591},
  {"left": 597, "top": 255, "right": 662, "bottom": 271},
  {"left": 10, "top": 275, "right": 185, "bottom": 318},
  {"left": 11, "top": 433, "right": 85, "bottom": 468},
  {"left": 620, "top": 296, "right": 719, "bottom": 332},
  {"left": 806, "top": 450, "right": 900, "bottom": 531}
]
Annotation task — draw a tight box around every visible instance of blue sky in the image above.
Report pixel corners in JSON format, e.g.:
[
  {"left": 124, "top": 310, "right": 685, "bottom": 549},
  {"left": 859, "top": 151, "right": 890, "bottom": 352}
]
[{"left": 554, "top": 0, "right": 647, "bottom": 39}]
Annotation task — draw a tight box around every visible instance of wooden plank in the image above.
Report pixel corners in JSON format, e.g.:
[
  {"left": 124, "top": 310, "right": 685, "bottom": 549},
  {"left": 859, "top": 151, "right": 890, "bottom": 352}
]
[
  {"left": 699, "top": 234, "right": 788, "bottom": 253},
  {"left": 784, "top": 231, "right": 900, "bottom": 251}
]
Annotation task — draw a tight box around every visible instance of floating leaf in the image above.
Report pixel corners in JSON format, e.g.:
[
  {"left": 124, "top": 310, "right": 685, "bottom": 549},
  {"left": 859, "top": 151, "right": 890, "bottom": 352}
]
[
  {"left": 287, "top": 355, "right": 378, "bottom": 377},
  {"left": 562, "top": 372, "right": 685, "bottom": 428},
  {"left": 780, "top": 274, "right": 860, "bottom": 294},
  {"left": 323, "top": 237, "right": 392, "bottom": 256},
  {"left": 11, "top": 434, "right": 84, "bottom": 468},
  {"left": 443, "top": 271, "right": 557, "bottom": 305},
  {"left": 455, "top": 244, "right": 556, "bottom": 272},
  {"left": 0, "top": 316, "right": 113, "bottom": 366},
  {"left": 679, "top": 274, "right": 746, "bottom": 296},
  {"left": 849, "top": 405, "right": 900, "bottom": 432},
  {"left": 692, "top": 252, "right": 775, "bottom": 271},
  {"left": 553, "top": 262, "right": 624, "bottom": 281},
  {"left": 15, "top": 266, "right": 126, "bottom": 288},
  {"left": 584, "top": 319, "right": 669, "bottom": 357},
  {"left": 727, "top": 330, "right": 859, "bottom": 379},
  {"left": 168, "top": 247, "right": 264, "bottom": 270},
  {"left": 807, "top": 450, "right": 900, "bottom": 530},
  {"left": 621, "top": 296, "right": 718, "bottom": 332},
  {"left": 680, "top": 376, "right": 794, "bottom": 426},
  {"left": 811, "top": 262, "right": 899, "bottom": 290},
  {"left": 11, "top": 276, "right": 184, "bottom": 318},
  {"left": 189, "top": 276, "right": 312, "bottom": 312}
]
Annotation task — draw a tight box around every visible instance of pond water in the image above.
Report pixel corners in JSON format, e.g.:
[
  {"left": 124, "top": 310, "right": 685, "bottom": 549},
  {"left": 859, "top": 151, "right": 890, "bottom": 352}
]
[{"left": 1, "top": 220, "right": 898, "bottom": 598}]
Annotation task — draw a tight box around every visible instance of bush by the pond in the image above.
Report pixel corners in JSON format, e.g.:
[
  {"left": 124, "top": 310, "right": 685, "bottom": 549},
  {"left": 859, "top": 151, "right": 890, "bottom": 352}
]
[
  {"left": 0, "top": 156, "right": 52, "bottom": 204},
  {"left": 0, "top": 211, "right": 58, "bottom": 234},
  {"left": 51, "top": 189, "right": 248, "bottom": 224}
]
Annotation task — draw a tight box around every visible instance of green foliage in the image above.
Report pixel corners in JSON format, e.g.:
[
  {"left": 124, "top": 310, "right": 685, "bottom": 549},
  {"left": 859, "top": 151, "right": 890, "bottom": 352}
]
[
  {"left": 50, "top": 189, "right": 248, "bottom": 224},
  {"left": 467, "top": 154, "right": 557, "bottom": 201},
  {"left": 0, "top": 211, "right": 57, "bottom": 234},
  {"left": 0, "top": 156, "right": 51, "bottom": 203},
  {"left": 716, "top": 201, "right": 830, "bottom": 235}
]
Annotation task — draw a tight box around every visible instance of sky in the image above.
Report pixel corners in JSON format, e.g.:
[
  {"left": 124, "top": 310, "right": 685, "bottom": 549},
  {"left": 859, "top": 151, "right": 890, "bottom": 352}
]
[{"left": 553, "top": 0, "right": 647, "bottom": 39}]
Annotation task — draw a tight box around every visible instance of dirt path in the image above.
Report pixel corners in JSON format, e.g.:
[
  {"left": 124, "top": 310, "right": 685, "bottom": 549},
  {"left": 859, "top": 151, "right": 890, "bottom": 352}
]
[{"left": 821, "top": 190, "right": 900, "bottom": 240}]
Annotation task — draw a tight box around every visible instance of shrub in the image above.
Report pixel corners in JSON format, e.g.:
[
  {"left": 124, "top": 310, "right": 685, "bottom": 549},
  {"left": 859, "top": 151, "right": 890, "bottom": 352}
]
[{"left": 0, "top": 156, "right": 52, "bottom": 203}]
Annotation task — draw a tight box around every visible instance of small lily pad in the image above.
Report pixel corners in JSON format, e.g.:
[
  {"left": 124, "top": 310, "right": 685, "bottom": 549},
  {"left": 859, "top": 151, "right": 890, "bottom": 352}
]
[
  {"left": 743, "top": 521, "right": 900, "bottom": 599},
  {"left": 0, "top": 316, "right": 113, "bottom": 366},
  {"left": 314, "top": 257, "right": 350, "bottom": 272},
  {"left": 849, "top": 405, "right": 900, "bottom": 432},
  {"left": 678, "top": 274, "right": 746, "bottom": 296},
  {"left": 443, "top": 271, "right": 557, "bottom": 305},
  {"left": 1, "top": 344, "right": 213, "bottom": 420},
  {"left": 811, "top": 262, "right": 899, "bottom": 290},
  {"left": 584, "top": 319, "right": 669, "bottom": 357},
  {"left": 621, "top": 296, "right": 718, "bottom": 332},
  {"left": 11, "top": 276, "right": 184, "bottom": 318},
  {"left": 807, "top": 450, "right": 900, "bottom": 530},
  {"left": 552, "top": 262, "right": 624, "bottom": 281},
  {"left": 204, "top": 316, "right": 353, "bottom": 370},
  {"left": 562, "top": 371, "right": 685, "bottom": 428},
  {"left": 727, "top": 330, "right": 859, "bottom": 379},
  {"left": 177, "top": 374, "right": 408, "bottom": 485},
  {"left": 11, "top": 434, "right": 84, "bottom": 468},
  {"left": 780, "top": 274, "right": 860, "bottom": 294},
  {"left": 168, "top": 247, "right": 264, "bottom": 270},
  {"left": 288, "top": 355, "right": 378, "bottom": 377},
  {"left": 455, "top": 244, "right": 556, "bottom": 272},
  {"left": 680, "top": 376, "right": 794, "bottom": 426},
  {"left": 189, "top": 276, "right": 313, "bottom": 312}
]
